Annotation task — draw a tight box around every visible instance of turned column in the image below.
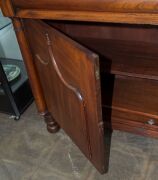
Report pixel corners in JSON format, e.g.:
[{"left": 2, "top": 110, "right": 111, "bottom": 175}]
[{"left": 12, "top": 18, "right": 60, "bottom": 133}]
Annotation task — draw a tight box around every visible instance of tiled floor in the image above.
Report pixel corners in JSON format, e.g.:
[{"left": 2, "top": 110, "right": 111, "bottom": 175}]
[{"left": 0, "top": 103, "right": 158, "bottom": 180}]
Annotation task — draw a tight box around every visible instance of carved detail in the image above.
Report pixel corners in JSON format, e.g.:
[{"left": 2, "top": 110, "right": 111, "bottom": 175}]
[
  {"left": 35, "top": 54, "right": 49, "bottom": 65},
  {"left": 45, "top": 33, "right": 84, "bottom": 102},
  {"left": 43, "top": 112, "right": 60, "bottom": 133},
  {"left": 45, "top": 33, "right": 92, "bottom": 157}
]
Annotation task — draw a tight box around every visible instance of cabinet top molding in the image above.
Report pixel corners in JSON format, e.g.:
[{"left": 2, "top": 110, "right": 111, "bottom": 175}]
[{"left": 2, "top": 0, "right": 158, "bottom": 25}]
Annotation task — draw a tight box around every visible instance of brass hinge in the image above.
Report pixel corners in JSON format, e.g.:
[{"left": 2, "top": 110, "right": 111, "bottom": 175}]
[
  {"left": 98, "top": 121, "right": 104, "bottom": 134},
  {"left": 96, "top": 68, "right": 100, "bottom": 80}
]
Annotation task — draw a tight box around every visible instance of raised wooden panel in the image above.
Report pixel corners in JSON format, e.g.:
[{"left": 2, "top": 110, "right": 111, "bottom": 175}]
[{"left": 23, "top": 19, "right": 106, "bottom": 173}]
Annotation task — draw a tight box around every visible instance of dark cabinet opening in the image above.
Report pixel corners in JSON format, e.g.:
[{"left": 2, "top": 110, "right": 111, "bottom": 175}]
[{"left": 47, "top": 21, "right": 158, "bottom": 137}]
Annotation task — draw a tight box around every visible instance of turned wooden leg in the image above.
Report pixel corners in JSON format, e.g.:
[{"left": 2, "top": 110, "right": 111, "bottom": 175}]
[{"left": 44, "top": 112, "right": 60, "bottom": 133}]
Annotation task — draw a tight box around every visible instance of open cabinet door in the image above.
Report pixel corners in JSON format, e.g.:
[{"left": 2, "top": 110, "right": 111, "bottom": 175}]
[{"left": 23, "top": 19, "right": 106, "bottom": 173}]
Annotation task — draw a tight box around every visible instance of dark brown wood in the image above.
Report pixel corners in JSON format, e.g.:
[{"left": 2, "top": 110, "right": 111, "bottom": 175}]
[
  {"left": 2, "top": 0, "right": 158, "bottom": 175},
  {"left": 1, "top": 0, "right": 158, "bottom": 25},
  {"left": 49, "top": 22, "right": 158, "bottom": 80},
  {"left": 112, "top": 120, "right": 158, "bottom": 139},
  {"left": 50, "top": 21, "right": 158, "bottom": 43},
  {"left": 15, "top": 10, "right": 158, "bottom": 25},
  {"left": 23, "top": 19, "right": 106, "bottom": 173},
  {"left": 44, "top": 112, "right": 60, "bottom": 133},
  {"left": 102, "top": 74, "right": 158, "bottom": 137},
  {"left": 102, "top": 75, "right": 158, "bottom": 116}
]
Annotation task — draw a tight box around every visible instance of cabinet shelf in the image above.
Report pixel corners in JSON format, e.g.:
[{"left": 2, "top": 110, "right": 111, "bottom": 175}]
[
  {"left": 49, "top": 21, "right": 158, "bottom": 80},
  {"left": 75, "top": 38, "right": 158, "bottom": 80}
]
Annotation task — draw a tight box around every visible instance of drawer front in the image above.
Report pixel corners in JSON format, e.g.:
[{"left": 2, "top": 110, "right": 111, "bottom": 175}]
[
  {"left": 102, "top": 74, "right": 158, "bottom": 137},
  {"left": 23, "top": 19, "right": 106, "bottom": 173},
  {"left": 12, "top": 0, "right": 158, "bottom": 13}
]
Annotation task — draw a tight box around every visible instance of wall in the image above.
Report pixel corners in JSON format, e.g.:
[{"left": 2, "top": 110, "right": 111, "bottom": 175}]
[{"left": 0, "top": 10, "right": 23, "bottom": 60}]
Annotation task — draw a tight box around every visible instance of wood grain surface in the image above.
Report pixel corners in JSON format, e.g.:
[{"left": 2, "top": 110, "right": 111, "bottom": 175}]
[{"left": 23, "top": 19, "right": 107, "bottom": 173}]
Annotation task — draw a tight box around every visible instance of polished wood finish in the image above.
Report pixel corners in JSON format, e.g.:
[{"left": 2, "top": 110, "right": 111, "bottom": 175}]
[
  {"left": 53, "top": 22, "right": 158, "bottom": 138},
  {"left": 15, "top": 10, "right": 158, "bottom": 25},
  {"left": 44, "top": 112, "right": 60, "bottom": 133},
  {"left": 12, "top": 0, "right": 158, "bottom": 13},
  {"left": 110, "top": 76, "right": 158, "bottom": 116},
  {"left": 12, "top": 18, "right": 47, "bottom": 115},
  {"left": 2, "top": 0, "right": 158, "bottom": 174},
  {"left": 49, "top": 22, "right": 158, "bottom": 80},
  {"left": 23, "top": 19, "right": 106, "bottom": 173},
  {"left": 102, "top": 74, "right": 158, "bottom": 137},
  {"left": 12, "top": 18, "right": 60, "bottom": 133},
  {"left": 1, "top": 0, "right": 158, "bottom": 25},
  {"left": 1, "top": 0, "right": 15, "bottom": 16}
]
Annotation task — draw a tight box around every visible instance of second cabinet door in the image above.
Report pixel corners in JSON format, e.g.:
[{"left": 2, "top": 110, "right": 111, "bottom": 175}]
[{"left": 23, "top": 19, "right": 106, "bottom": 173}]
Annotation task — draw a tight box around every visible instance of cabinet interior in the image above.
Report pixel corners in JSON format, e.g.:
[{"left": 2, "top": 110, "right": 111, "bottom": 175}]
[
  {"left": 45, "top": 20, "right": 158, "bottom": 136},
  {"left": 47, "top": 21, "right": 158, "bottom": 78}
]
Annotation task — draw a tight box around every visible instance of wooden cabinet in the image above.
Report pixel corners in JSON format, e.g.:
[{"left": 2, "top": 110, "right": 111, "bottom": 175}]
[
  {"left": 49, "top": 21, "right": 158, "bottom": 138},
  {"left": 23, "top": 19, "right": 106, "bottom": 173},
  {"left": 2, "top": 0, "right": 158, "bottom": 174},
  {"left": 102, "top": 74, "right": 158, "bottom": 138}
]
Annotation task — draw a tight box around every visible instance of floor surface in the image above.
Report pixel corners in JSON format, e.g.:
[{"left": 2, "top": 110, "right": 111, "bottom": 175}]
[{"left": 0, "top": 103, "right": 158, "bottom": 180}]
